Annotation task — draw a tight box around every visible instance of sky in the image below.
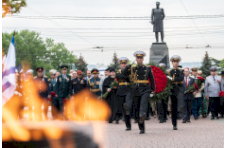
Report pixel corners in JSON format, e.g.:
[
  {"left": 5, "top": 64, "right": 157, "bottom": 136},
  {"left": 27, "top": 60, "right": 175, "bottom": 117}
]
[{"left": 2, "top": 0, "right": 224, "bottom": 66}]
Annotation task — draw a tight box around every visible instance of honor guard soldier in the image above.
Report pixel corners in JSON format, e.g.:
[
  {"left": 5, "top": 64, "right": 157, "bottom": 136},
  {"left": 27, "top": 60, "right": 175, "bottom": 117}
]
[
  {"left": 34, "top": 67, "right": 50, "bottom": 119},
  {"left": 167, "top": 55, "right": 184, "bottom": 130},
  {"left": 204, "top": 66, "right": 224, "bottom": 119},
  {"left": 123, "top": 51, "right": 155, "bottom": 134},
  {"left": 116, "top": 57, "right": 131, "bottom": 125},
  {"left": 55, "top": 65, "right": 72, "bottom": 113},
  {"left": 88, "top": 68, "right": 101, "bottom": 97},
  {"left": 72, "top": 70, "right": 87, "bottom": 95}
]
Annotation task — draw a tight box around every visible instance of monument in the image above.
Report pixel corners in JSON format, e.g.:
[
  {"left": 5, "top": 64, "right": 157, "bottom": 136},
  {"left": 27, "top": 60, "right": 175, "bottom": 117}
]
[{"left": 149, "top": 2, "right": 169, "bottom": 69}]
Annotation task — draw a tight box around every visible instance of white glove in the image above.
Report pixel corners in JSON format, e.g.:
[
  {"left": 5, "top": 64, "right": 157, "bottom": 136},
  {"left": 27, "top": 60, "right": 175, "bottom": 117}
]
[
  {"left": 150, "top": 93, "right": 154, "bottom": 97},
  {"left": 167, "top": 76, "right": 172, "bottom": 80}
]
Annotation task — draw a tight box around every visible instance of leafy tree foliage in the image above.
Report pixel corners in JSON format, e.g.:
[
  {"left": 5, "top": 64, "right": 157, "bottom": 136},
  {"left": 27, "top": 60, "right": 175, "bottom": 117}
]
[
  {"left": 2, "top": 30, "right": 77, "bottom": 77},
  {"left": 2, "top": 0, "right": 26, "bottom": 17}
]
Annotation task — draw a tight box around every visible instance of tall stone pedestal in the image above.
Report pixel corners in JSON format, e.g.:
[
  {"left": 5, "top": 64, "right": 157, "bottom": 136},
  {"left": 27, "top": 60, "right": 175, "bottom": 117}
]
[{"left": 149, "top": 43, "right": 170, "bottom": 69}]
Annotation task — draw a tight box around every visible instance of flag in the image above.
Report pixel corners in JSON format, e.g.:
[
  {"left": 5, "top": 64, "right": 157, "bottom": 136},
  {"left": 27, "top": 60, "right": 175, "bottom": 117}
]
[{"left": 2, "top": 36, "right": 16, "bottom": 106}]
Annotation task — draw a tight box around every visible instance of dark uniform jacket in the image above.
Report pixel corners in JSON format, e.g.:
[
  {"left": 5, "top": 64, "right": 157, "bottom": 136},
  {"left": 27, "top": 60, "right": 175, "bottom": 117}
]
[
  {"left": 183, "top": 76, "right": 195, "bottom": 100},
  {"left": 49, "top": 78, "right": 57, "bottom": 94},
  {"left": 72, "top": 77, "right": 87, "bottom": 94},
  {"left": 88, "top": 77, "right": 101, "bottom": 96},
  {"left": 55, "top": 74, "right": 72, "bottom": 98},
  {"left": 34, "top": 76, "right": 50, "bottom": 99},
  {"left": 116, "top": 69, "right": 131, "bottom": 96},
  {"left": 167, "top": 67, "right": 184, "bottom": 96},
  {"left": 123, "top": 64, "right": 155, "bottom": 95},
  {"left": 102, "top": 76, "right": 117, "bottom": 98}
]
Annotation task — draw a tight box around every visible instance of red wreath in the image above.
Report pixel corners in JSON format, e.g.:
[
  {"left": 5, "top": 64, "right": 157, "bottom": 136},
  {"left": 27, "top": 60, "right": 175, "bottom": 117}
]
[
  {"left": 148, "top": 66, "right": 167, "bottom": 93},
  {"left": 219, "top": 91, "right": 224, "bottom": 97}
]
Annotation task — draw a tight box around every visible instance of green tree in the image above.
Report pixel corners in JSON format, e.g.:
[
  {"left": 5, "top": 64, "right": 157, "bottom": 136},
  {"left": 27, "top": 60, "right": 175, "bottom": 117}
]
[
  {"left": 74, "top": 55, "right": 88, "bottom": 74},
  {"left": 109, "top": 52, "right": 120, "bottom": 70},
  {"left": 200, "top": 51, "right": 212, "bottom": 78},
  {"left": 2, "top": 30, "right": 77, "bottom": 77},
  {"left": 2, "top": 0, "right": 27, "bottom": 17},
  {"left": 220, "top": 59, "right": 224, "bottom": 71}
]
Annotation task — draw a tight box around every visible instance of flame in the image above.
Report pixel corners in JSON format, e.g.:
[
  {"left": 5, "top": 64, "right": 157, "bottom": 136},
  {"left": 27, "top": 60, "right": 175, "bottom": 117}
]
[
  {"left": 2, "top": 63, "right": 110, "bottom": 146},
  {"left": 64, "top": 89, "right": 111, "bottom": 121}
]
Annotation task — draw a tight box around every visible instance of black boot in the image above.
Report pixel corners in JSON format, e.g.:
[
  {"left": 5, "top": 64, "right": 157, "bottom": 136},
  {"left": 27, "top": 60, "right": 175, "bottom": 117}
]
[
  {"left": 138, "top": 122, "right": 145, "bottom": 134},
  {"left": 125, "top": 115, "right": 131, "bottom": 131},
  {"left": 139, "top": 113, "right": 147, "bottom": 124},
  {"left": 173, "top": 125, "right": 177, "bottom": 130}
]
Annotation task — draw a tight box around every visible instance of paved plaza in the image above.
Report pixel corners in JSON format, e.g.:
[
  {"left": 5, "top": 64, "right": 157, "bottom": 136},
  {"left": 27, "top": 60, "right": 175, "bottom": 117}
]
[{"left": 99, "top": 116, "right": 224, "bottom": 148}]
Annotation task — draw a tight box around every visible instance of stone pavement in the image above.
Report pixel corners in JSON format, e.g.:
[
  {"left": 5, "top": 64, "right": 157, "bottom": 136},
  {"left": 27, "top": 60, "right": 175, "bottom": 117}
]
[{"left": 99, "top": 116, "right": 224, "bottom": 148}]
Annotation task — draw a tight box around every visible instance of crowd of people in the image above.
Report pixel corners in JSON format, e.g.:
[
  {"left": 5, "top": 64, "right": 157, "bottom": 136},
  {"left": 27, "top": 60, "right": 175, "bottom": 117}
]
[{"left": 14, "top": 50, "right": 224, "bottom": 134}]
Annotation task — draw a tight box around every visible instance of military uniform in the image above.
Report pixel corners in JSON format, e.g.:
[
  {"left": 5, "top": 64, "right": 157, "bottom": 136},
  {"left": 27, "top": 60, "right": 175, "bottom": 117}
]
[
  {"left": 123, "top": 51, "right": 155, "bottom": 134},
  {"left": 167, "top": 55, "right": 184, "bottom": 130},
  {"left": 72, "top": 70, "right": 87, "bottom": 95},
  {"left": 204, "top": 66, "right": 224, "bottom": 119},
  {"left": 34, "top": 67, "right": 50, "bottom": 119},
  {"left": 116, "top": 57, "right": 132, "bottom": 125},
  {"left": 55, "top": 65, "right": 72, "bottom": 113},
  {"left": 88, "top": 68, "right": 101, "bottom": 97}
]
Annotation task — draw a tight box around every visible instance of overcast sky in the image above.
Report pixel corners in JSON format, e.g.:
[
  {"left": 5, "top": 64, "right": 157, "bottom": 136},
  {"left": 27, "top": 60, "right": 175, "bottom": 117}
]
[{"left": 2, "top": 0, "right": 224, "bottom": 66}]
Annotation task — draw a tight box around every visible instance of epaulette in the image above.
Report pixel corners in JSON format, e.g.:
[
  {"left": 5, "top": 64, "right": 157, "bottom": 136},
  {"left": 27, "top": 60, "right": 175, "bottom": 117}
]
[
  {"left": 166, "top": 69, "right": 171, "bottom": 75},
  {"left": 33, "top": 76, "right": 37, "bottom": 79},
  {"left": 44, "top": 75, "right": 48, "bottom": 78},
  {"left": 117, "top": 69, "right": 121, "bottom": 73},
  {"left": 48, "top": 78, "right": 51, "bottom": 81}
]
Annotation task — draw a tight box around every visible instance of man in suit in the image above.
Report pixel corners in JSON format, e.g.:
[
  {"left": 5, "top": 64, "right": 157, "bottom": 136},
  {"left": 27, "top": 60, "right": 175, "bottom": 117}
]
[
  {"left": 182, "top": 67, "right": 195, "bottom": 123},
  {"left": 123, "top": 51, "right": 155, "bottom": 134},
  {"left": 55, "top": 65, "right": 72, "bottom": 114},
  {"left": 48, "top": 69, "right": 57, "bottom": 118},
  {"left": 167, "top": 55, "right": 184, "bottom": 130},
  {"left": 84, "top": 70, "right": 92, "bottom": 85},
  {"left": 205, "top": 66, "right": 224, "bottom": 119}
]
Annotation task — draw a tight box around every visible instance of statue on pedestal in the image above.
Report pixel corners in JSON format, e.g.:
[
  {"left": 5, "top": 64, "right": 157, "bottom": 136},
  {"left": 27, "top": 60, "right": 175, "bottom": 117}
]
[{"left": 150, "top": 2, "right": 165, "bottom": 43}]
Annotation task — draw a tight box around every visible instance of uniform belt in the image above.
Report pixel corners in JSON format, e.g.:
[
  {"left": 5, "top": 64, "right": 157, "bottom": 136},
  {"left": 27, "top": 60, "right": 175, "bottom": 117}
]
[
  {"left": 172, "top": 81, "right": 183, "bottom": 84},
  {"left": 134, "top": 80, "right": 149, "bottom": 84},
  {"left": 119, "top": 82, "right": 130, "bottom": 85},
  {"left": 90, "top": 88, "right": 100, "bottom": 92}
]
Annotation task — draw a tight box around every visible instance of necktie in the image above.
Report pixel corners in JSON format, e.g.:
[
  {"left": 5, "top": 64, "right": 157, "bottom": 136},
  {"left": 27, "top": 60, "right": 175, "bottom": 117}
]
[{"left": 185, "top": 77, "right": 188, "bottom": 86}]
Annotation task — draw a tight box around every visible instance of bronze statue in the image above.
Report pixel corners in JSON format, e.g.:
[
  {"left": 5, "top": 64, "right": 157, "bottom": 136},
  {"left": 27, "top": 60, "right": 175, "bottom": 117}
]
[{"left": 151, "top": 2, "right": 165, "bottom": 43}]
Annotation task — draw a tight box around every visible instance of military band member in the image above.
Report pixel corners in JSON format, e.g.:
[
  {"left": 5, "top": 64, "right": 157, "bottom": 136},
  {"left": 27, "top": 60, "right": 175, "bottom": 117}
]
[
  {"left": 204, "top": 66, "right": 224, "bottom": 119},
  {"left": 88, "top": 68, "right": 101, "bottom": 97},
  {"left": 116, "top": 57, "right": 131, "bottom": 125},
  {"left": 55, "top": 65, "right": 72, "bottom": 113},
  {"left": 167, "top": 55, "right": 184, "bottom": 130},
  {"left": 72, "top": 70, "right": 87, "bottom": 95},
  {"left": 34, "top": 67, "right": 50, "bottom": 119},
  {"left": 123, "top": 51, "right": 155, "bottom": 134}
]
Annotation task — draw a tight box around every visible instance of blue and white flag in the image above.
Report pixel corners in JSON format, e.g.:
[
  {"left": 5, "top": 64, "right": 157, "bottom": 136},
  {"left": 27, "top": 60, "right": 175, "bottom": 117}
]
[{"left": 2, "top": 36, "right": 16, "bottom": 106}]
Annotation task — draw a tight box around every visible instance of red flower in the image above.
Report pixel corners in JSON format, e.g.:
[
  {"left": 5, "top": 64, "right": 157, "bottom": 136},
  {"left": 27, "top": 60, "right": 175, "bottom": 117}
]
[
  {"left": 115, "top": 78, "right": 119, "bottom": 83},
  {"left": 47, "top": 98, "right": 52, "bottom": 102},
  {"left": 193, "top": 83, "right": 199, "bottom": 91},
  {"left": 219, "top": 91, "right": 224, "bottom": 97},
  {"left": 51, "top": 91, "right": 55, "bottom": 97},
  {"left": 197, "top": 76, "right": 205, "bottom": 81},
  {"left": 150, "top": 66, "right": 167, "bottom": 93}
]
